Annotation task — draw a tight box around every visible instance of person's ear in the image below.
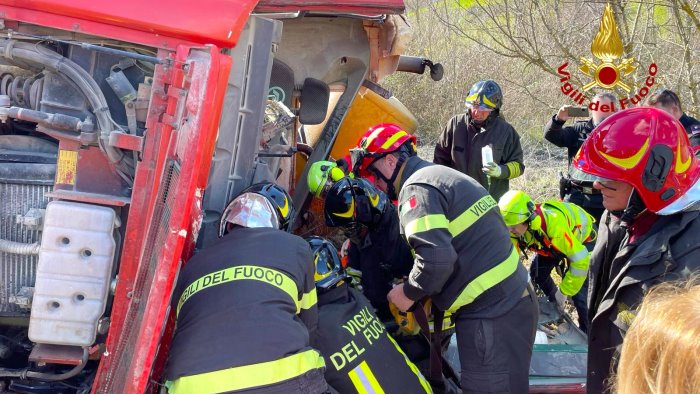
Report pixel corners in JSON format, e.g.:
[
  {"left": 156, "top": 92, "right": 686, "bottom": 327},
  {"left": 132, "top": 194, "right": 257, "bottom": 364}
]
[
  {"left": 386, "top": 153, "right": 398, "bottom": 168},
  {"left": 672, "top": 105, "right": 683, "bottom": 119}
]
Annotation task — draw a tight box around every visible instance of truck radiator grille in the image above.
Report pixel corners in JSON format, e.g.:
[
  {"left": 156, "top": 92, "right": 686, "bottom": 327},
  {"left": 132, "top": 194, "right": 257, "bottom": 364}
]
[
  {"left": 106, "top": 161, "right": 179, "bottom": 393},
  {"left": 0, "top": 182, "right": 51, "bottom": 315}
]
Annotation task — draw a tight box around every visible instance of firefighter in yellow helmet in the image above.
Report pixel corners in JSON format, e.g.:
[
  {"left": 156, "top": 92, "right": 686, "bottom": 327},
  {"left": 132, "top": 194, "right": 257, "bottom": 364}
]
[
  {"left": 498, "top": 190, "right": 595, "bottom": 332},
  {"left": 307, "top": 160, "right": 348, "bottom": 198}
]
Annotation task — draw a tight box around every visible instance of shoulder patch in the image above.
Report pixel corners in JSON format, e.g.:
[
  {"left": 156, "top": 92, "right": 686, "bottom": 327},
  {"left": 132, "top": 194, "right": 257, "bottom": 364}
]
[{"left": 399, "top": 196, "right": 417, "bottom": 215}]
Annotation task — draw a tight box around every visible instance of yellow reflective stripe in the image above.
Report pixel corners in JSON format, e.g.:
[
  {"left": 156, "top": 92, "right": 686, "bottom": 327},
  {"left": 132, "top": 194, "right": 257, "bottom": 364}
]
[
  {"left": 168, "top": 349, "right": 325, "bottom": 394},
  {"left": 506, "top": 162, "right": 521, "bottom": 179},
  {"left": 600, "top": 138, "right": 649, "bottom": 170},
  {"left": 464, "top": 93, "right": 478, "bottom": 103},
  {"left": 568, "top": 248, "right": 589, "bottom": 264},
  {"left": 349, "top": 360, "right": 385, "bottom": 394},
  {"left": 176, "top": 265, "right": 299, "bottom": 316},
  {"left": 447, "top": 247, "right": 520, "bottom": 313},
  {"left": 299, "top": 288, "right": 318, "bottom": 310},
  {"left": 386, "top": 335, "right": 433, "bottom": 393},
  {"left": 380, "top": 130, "right": 408, "bottom": 150},
  {"left": 405, "top": 214, "right": 449, "bottom": 238},
  {"left": 363, "top": 126, "right": 387, "bottom": 148},
  {"left": 333, "top": 198, "right": 355, "bottom": 218},
  {"left": 428, "top": 318, "right": 455, "bottom": 332},
  {"left": 569, "top": 267, "right": 588, "bottom": 277},
  {"left": 448, "top": 195, "right": 498, "bottom": 237},
  {"left": 482, "top": 95, "right": 497, "bottom": 108}
]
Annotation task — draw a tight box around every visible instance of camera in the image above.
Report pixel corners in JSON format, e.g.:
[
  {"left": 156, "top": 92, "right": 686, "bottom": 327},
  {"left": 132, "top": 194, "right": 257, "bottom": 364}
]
[{"left": 567, "top": 106, "right": 589, "bottom": 117}]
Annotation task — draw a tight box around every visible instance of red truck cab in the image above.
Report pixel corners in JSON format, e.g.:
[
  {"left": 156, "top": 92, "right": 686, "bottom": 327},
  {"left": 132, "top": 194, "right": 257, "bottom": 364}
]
[{"left": 0, "top": 1, "right": 408, "bottom": 392}]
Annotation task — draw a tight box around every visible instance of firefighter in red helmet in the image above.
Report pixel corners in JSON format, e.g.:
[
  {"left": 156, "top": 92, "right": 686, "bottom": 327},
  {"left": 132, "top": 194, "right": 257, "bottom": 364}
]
[
  {"left": 351, "top": 123, "right": 537, "bottom": 393},
  {"left": 571, "top": 107, "right": 700, "bottom": 393}
]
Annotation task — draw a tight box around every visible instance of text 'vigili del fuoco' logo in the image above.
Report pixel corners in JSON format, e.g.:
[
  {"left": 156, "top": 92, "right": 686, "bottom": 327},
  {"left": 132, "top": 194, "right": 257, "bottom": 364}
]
[{"left": 557, "top": 4, "right": 657, "bottom": 111}]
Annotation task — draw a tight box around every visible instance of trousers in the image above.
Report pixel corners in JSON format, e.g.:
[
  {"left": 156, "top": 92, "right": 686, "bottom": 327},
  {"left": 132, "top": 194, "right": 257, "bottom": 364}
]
[{"left": 454, "top": 286, "right": 538, "bottom": 394}]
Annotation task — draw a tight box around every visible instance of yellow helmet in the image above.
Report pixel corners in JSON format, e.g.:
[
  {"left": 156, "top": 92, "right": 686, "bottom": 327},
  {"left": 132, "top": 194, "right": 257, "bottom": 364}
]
[
  {"left": 307, "top": 160, "right": 346, "bottom": 198},
  {"left": 498, "top": 190, "right": 535, "bottom": 226}
]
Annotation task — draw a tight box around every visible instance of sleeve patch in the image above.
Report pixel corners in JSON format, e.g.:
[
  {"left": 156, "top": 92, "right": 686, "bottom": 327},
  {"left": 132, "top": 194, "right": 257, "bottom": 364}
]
[{"left": 400, "top": 196, "right": 417, "bottom": 215}]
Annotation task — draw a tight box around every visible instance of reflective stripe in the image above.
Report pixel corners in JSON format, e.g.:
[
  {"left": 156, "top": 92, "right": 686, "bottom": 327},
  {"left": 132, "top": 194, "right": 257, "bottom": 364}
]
[
  {"left": 364, "top": 126, "right": 389, "bottom": 148},
  {"left": 547, "top": 201, "right": 594, "bottom": 242},
  {"left": 299, "top": 289, "right": 318, "bottom": 310},
  {"left": 506, "top": 162, "right": 521, "bottom": 178},
  {"left": 448, "top": 195, "right": 498, "bottom": 237},
  {"left": 348, "top": 360, "right": 385, "bottom": 394},
  {"left": 381, "top": 130, "right": 408, "bottom": 149},
  {"left": 177, "top": 265, "right": 300, "bottom": 316},
  {"left": 569, "top": 267, "right": 588, "bottom": 277},
  {"left": 405, "top": 196, "right": 497, "bottom": 238},
  {"left": 168, "top": 349, "right": 325, "bottom": 394},
  {"left": 482, "top": 95, "right": 497, "bottom": 108},
  {"left": 405, "top": 214, "right": 449, "bottom": 237},
  {"left": 386, "top": 335, "right": 433, "bottom": 393},
  {"left": 447, "top": 247, "right": 520, "bottom": 313},
  {"left": 464, "top": 93, "right": 478, "bottom": 103},
  {"left": 428, "top": 317, "right": 455, "bottom": 332},
  {"left": 568, "top": 248, "right": 589, "bottom": 263}
]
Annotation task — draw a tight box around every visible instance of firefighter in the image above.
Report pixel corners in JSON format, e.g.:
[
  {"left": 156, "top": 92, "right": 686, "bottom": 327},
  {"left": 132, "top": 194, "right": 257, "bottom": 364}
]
[
  {"left": 323, "top": 176, "right": 413, "bottom": 320},
  {"left": 351, "top": 123, "right": 538, "bottom": 393},
  {"left": 571, "top": 107, "right": 700, "bottom": 393},
  {"left": 308, "top": 160, "right": 347, "bottom": 198},
  {"left": 434, "top": 80, "right": 525, "bottom": 200},
  {"left": 164, "top": 183, "right": 328, "bottom": 394},
  {"left": 498, "top": 190, "right": 595, "bottom": 333},
  {"left": 307, "top": 236, "right": 433, "bottom": 394},
  {"left": 544, "top": 92, "right": 618, "bottom": 222},
  {"left": 321, "top": 175, "right": 457, "bottom": 390}
]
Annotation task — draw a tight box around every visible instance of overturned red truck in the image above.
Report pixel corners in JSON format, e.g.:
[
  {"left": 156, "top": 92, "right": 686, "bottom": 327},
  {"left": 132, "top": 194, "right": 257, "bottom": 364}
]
[{"left": 0, "top": 0, "right": 444, "bottom": 392}]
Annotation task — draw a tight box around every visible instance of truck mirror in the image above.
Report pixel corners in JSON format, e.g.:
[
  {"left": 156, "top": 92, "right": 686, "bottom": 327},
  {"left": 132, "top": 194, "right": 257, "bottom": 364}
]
[
  {"left": 396, "top": 56, "right": 444, "bottom": 82},
  {"left": 429, "top": 63, "right": 444, "bottom": 82},
  {"left": 299, "top": 78, "right": 329, "bottom": 125}
]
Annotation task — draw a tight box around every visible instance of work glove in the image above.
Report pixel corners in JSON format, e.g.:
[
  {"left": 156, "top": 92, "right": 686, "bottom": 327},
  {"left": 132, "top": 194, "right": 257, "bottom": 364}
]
[
  {"left": 346, "top": 267, "right": 363, "bottom": 290},
  {"left": 554, "top": 288, "right": 567, "bottom": 313},
  {"left": 482, "top": 162, "right": 502, "bottom": 178}
]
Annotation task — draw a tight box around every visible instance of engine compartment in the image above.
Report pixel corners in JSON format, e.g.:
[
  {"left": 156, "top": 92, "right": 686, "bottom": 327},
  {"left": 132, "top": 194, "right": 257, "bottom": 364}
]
[{"left": 0, "top": 30, "right": 155, "bottom": 392}]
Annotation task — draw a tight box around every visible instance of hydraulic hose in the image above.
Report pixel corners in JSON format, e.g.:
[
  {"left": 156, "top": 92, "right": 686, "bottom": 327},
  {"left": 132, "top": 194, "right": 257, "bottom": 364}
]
[
  {"left": 0, "top": 239, "right": 40, "bottom": 255},
  {"left": 0, "top": 347, "right": 89, "bottom": 381},
  {"left": 0, "top": 40, "right": 134, "bottom": 183}
]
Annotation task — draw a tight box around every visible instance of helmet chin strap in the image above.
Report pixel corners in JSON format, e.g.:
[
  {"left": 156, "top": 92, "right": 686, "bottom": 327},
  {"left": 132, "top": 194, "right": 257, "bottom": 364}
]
[
  {"left": 372, "top": 151, "right": 409, "bottom": 200},
  {"left": 620, "top": 189, "right": 647, "bottom": 228}
]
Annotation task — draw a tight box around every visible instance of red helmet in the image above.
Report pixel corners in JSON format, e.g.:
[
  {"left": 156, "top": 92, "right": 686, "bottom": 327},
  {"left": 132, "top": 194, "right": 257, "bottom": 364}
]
[
  {"left": 572, "top": 107, "right": 700, "bottom": 214},
  {"left": 350, "top": 123, "right": 416, "bottom": 178}
]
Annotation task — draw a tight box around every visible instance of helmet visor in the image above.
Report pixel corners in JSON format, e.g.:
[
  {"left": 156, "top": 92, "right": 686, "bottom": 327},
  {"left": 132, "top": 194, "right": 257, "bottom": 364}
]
[
  {"left": 466, "top": 102, "right": 495, "bottom": 112},
  {"left": 568, "top": 166, "right": 615, "bottom": 184},
  {"left": 219, "top": 193, "right": 280, "bottom": 236}
]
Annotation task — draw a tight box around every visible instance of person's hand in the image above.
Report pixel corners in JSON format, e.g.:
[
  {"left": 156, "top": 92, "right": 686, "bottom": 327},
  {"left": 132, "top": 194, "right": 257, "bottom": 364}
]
[
  {"left": 345, "top": 267, "right": 362, "bottom": 289},
  {"left": 340, "top": 239, "right": 351, "bottom": 257},
  {"left": 482, "top": 162, "right": 502, "bottom": 177},
  {"left": 556, "top": 105, "right": 571, "bottom": 122},
  {"left": 554, "top": 288, "right": 567, "bottom": 313},
  {"left": 387, "top": 283, "right": 414, "bottom": 312}
]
